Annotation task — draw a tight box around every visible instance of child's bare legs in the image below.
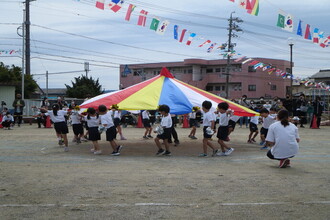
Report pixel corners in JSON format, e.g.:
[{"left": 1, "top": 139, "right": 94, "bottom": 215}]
[
  {"left": 248, "top": 132, "right": 253, "bottom": 142},
  {"left": 109, "top": 140, "right": 118, "bottom": 152},
  {"left": 148, "top": 127, "right": 152, "bottom": 136},
  {"left": 203, "top": 138, "right": 216, "bottom": 154},
  {"left": 228, "top": 128, "right": 233, "bottom": 136},
  {"left": 155, "top": 137, "right": 162, "bottom": 149},
  {"left": 92, "top": 141, "right": 100, "bottom": 151},
  {"left": 164, "top": 139, "right": 170, "bottom": 151},
  {"left": 189, "top": 126, "right": 196, "bottom": 137},
  {"left": 218, "top": 139, "right": 230, "bottom": 153},
  {"left": 251, "top": 131, "right": 258, "bottom": 141},
  {"left": 260, "top": 134, "right": 265, "bottom": 143}
]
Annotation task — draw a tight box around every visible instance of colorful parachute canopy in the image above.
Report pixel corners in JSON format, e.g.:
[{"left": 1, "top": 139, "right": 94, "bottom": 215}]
[{"left": 81, "top": 67, "right": 258, "bottom": 116}]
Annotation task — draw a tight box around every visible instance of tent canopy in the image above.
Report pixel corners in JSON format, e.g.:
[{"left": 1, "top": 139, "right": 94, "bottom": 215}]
[{"left": 81, "top": 67, "right": 259, "bottom": 116}]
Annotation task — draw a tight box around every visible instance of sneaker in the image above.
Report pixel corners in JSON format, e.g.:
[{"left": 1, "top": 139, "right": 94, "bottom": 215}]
[
  {"left": 164, "top": 151, "right": 172, "bottom": 156},
  {"left": 247, "top": 140, "right": 253, "bottom": 143},
  {"left": 76, "top": 138, "right": 81, "bottom": 144},
  {"left": 225, "top": 148, "right": 234, "bottom": 156},
  {"left": 116, "top": 145, "right": 123, "bottom": 153},
  {"left": 111, "top": 151, "right": 120, "bottom": 156},
  {"left": 156, "top": 149, "right": 166, "bottom": 156},
  {"left": 120, "top": 136, "right": 127, "bottom": 140},
  {"left": 279, "top": 159, "right": 290, "bottom": 168},
  {"left": 81, "top": 138, "right": 88, "bottom": 142},
  {"left": 260, "top": 146, "right": 269, "bottom": 150},
  {"left": 212, "top": 149, "right": 218, "bottom": 157},
  {"left": 286, "top": 159, "right": 291, "bottom": 167},
  {"left": 191, "top": 136, "right": 198, "bottom": 139},
  {"left": 64, "top": 147, "right": 69, "bottom": 152},
  {"left": 147, "top": 135, "right": 153, "bottom": 138},
  {"left": 143, "top": 136, "right": 149, "bottom": 139},
  {"left": 58, "top": 140, "right": 63, "bottom": 146},
  {"left": 94, "top": 150, "right": 102, "bottom": 155},
  {"left": 216, "top": 151, "right": 226, "bottom": 156},
  {"left": 259, "top": 141, "right": 265, "bottom": 146},
  {"left": 90, "top": 148, "right": 96, "bottom": 153},
  {"left": 198, "top": 153, "right": 208, "bottom": 157},
  {"left": 188, "top": 135, "right": 192, "bottom": 138},
  {"left": 174, "top": 140, "right": 180, "bottom": 146}
]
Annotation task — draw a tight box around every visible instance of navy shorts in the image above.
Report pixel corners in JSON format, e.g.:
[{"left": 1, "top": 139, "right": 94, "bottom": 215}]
[
  {"left": 203, "top": 126, "right": 213, "bottom": 139},
  {"left": 249, "top": 122, "right": 258, "bottom": 132},
  {"left": 114, "top": 118, "right": 120, "bottom": 127},
  {"left": 106, "top": 126, "right": 117, "bottom": 141},
  {"left": 72, "top": 123, "right": 84, "bottom": 136},
  {"left": 260, "top": 127, "right": 268, "bottom": 137},
  {"left": 189, "top": 119, "right": 197, "bottom": 127},
  {"left": 143, "top": 119, "right": 151, "bottom": 128},
  {"left": 217, "top": 126, "right": 229, "bottom": 141},
  {"left": 157, "top": 127, "right": 171, "bottom": 140},
  {"left": 54, "top": 121, "right": 69, "bottom": 134},
  {"left": 88, "top": 127, "right": 100, "bottom": 141}
]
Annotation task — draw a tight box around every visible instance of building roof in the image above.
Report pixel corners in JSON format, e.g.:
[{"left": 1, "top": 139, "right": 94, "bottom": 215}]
[{"left": 310, "top": 69, "right": 330, "bottom": 79}]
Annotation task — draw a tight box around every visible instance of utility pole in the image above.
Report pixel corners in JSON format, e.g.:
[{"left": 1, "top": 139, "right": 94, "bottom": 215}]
[
  {"left": 46, "top": 71, "right": 48, "bottom": 98},
  {"left": 225, "top": 12, "right": 243, "bottom": 99},
  {"left": 17, "top": 10, "right": 26, "bottom": 98},
  {"left": 84, "top": 62, "right": 90, "bottom": 77},
  {"left": 24, "top": 0, "right": 33, "bottom": 76}
]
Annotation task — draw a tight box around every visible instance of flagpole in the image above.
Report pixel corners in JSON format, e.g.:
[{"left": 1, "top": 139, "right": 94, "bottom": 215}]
[{"left": 288, "top": 37, "right": 294, "bottom": 113}]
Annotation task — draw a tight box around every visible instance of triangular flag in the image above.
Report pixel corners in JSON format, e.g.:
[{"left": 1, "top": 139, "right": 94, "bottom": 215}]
[
  {"left": 96, "top": 0, "right": 105, "bottom": 10},
  {"left": 297, "top": 20, "right": 303, "bottom": 36},
  {"left": 198, "top": 40, "right": 211, "bottom": 47},
  {"left": 276, "top": 11, "right": 285, "bottom": 28},
  {"left": 174, "top": 25, "right": 179, "bottom": 40},
  {"left": 137, "top": 10, "right": 148, "bottom": 26},
  {"left": 125, "top": 4, "right": 136, "bottom": 21},
  {"left": 109, "top": 0, "right": 124, "bottom": 12},
  {"left": 229, "top": 0, "right": 235, "bottom": 2},
  {"left": 320, "top": 36, "right": 330, "bottom": 48},
  {"left": 149, "top": 18, "right": 160, "bottom": 31},
  {"left": 284, "top": 14, "right": 294, "bottom": 32},
  {"left": 156, "top": 20, "right": 170, "bottom": 35},
  {"left": 242, "top": 58, "right": 252, "bottom": 64},
  {"left": 304, "top": 24, "right": 312, "bottom": 40},
  {"left": 247, "top": 0, "right": 259, "bottom": 16},
  {"left": 179, "top": 29, "right": 187, "bottom": 43},
  {"left": 313, "top": 28, "right": 320, "bottom": 43},
  {"left": 249, "top": 60, "right": 259, "bottom": 66},
  {"left": 246, "top": 0, "right": 252, "bottom": 10},
  {"left": 186, "top": 33, "right": 197, "bottom": 45},
  {"left": 207, "top": 43, "right": 217, "bottom": 53}
]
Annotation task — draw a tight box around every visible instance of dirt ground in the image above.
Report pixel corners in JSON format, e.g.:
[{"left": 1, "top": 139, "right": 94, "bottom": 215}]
[{"left": 0, "top": 123, "right": 329, "bottom": 220}]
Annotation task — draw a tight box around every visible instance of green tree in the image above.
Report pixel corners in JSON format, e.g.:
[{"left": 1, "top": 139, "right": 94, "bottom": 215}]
[
  {"left": 65, "top": 75, "right": 103, "bottom": 98},
  {"left": 0, "top": 62, "right": 38, "bottom": 98}
]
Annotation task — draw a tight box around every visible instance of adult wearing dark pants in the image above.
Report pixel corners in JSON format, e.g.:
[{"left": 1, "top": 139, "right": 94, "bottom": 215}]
[
  {"left": 310, "top": 96, "right": 323, "bottom": 128},
  {"left": 282, "top": 95, "right": 293, "bottom": 116},
  {"left": 12, "top": 93, "right": 25, "bottom": 127},
  {"left": 295, "top": 93, "right": 307, "bottom": 128},
  {"left": 168, "top": 114, "right": 180, "bottom": 146}
]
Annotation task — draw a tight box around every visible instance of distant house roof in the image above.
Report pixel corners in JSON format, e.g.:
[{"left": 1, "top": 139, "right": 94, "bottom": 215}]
[{"left": 310, "top": 69, "right": 330, "bottom": 79}]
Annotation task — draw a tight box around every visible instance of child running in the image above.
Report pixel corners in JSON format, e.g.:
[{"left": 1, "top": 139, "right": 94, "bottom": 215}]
[
  {"left": 84, "top": 107, "right": 101, "bottom": 155},
  {"left": 154, "top": 105, "right": 172, "bottom": 156},
  {"left": 70, "top": 105, "right": 85, "bottom": 144},
  {"left": 248, "top": 113, "right": 259, "bottom": 143},
  {"left": 266, "top": 109, "right": 300, "bottom": 168},
  {"left": 215, "top": 102, "right": 234, "bottom": 156},
  {"left": 99, "top": 105, "right": 123, "bottom": 156},
  {"left": 228, "top": 114, "right": 240, "bottom": 136},
  {"left": 45, "top": 104, "right": 69, "bottom": 152},
  {"left": 111, "top": 104, "right": 127, "bottom": 140},
  {"left": 199, "top": 101, "right": 219, "bottom": 157},
  {"left": 188, "top": 106, "right": 199, "bottom": 139},
  {"left": 142, "top": 110, "right": 153, "bottom": 139},
  {"left": 259, "top": 108, "right": 277, "bottom": 149}
]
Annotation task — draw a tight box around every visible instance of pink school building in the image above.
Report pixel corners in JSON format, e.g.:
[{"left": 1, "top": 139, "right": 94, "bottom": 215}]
[{"left": 119, "top": 58, "right": 291, "bottom": 99}]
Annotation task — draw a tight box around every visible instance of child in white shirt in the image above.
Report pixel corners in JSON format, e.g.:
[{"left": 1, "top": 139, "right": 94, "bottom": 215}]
[{"left": 154, "top": 105, "right": 172, "bottom": 156}]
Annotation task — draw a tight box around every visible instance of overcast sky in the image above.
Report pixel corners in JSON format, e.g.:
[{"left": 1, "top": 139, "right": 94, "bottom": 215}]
[{"left": 1, "top": 0, "right": 330, "bottom": 91}]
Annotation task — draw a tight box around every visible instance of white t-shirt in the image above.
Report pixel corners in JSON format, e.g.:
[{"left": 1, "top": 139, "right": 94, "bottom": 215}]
[
  {"left": 266, "top": 121, "right": 299, "bottom": 159},
  {"left": 218, "top": 112, "right": 230, "bottom": 126},
  {"left": 2, "top": 115, "right": 14, "bottom": 122},
  {"left": 99, "top": 112, "right": 115, "bottom": 129},
  {"left": 250, "top": 116, "right": 259, "bottom": 124},
  {"left": 263, "top": 104, "right": 272, "bottom": 111},
  {"left": 70, "top": 111, "right": 82, "bottom": 125},
  {"left": 202, "top": 111, "right": 215, "bottom": 127},
  {"left": 142, "top": 110, "right": 149, "bottom": 119},
  {"left": 84, "top": 115, "right": 100, "bottom": 128},
  {"left": 161, "top": 114, "right": 172, "bottom": 128},
  {"left": 46, "top": 110, "right": 67, "bottom": 123},
  {"left": 230, "top": 115, "right": 241, "bottom": 122},
  {"left": 189, "top": 112, "right": 196, "bottom": 119},
  {"left": 262, "top": 114, "right": 276, "bottom": 129},
  {"left": 113, "top": 110, "right": 121, "bottom": 119}
]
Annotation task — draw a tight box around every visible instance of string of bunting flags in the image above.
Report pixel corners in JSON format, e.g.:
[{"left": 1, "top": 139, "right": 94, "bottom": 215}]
[
  {"left": 235, "top": 57, "right": 330, "bottom": 91},
  {"left": 92, "top": 0, "right": 230, "bottom": 55},
  {"left": 0, "top": 49, "right": 21, "bottom": 55}
]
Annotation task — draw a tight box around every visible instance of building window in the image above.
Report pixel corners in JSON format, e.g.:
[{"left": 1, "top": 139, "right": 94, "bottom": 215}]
[
  {"left": 248, "top": 85, "right": 256, "bottom": 91},
  {"left": 206, "top": 86, "right": 213, "bottom": 91},
  {"left": 215, "top": 86, "right": 220, "bottom": 91},
  {"left": 271, "top": 85, "right": 277, "bottom": 90},
  {"left": 206, "top": 68, "right": 213, "bottom": 73},
  {"left": 215, "top": 68, "right": 221, "bottom": 72},
  {"left": 188, "top": 69, "right": 192, "bottom": 73},
  {"left": 222, "top": 85, "right": 225, "bottom": 91},
  {"left": 248, "top": 66, "right": 256, "bottom": 72},
  {"left": 221, "top": 68, "right": 226, "bottom": 72}
]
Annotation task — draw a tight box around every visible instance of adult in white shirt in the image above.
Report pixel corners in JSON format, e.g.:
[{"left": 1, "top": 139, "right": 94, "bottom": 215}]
[{"left": 266, "top": 110, "right": 300, "bottom": 168}]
